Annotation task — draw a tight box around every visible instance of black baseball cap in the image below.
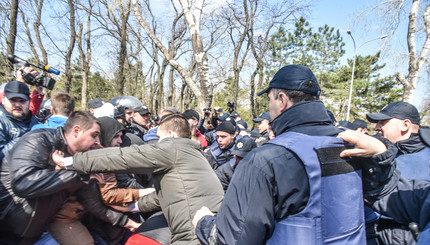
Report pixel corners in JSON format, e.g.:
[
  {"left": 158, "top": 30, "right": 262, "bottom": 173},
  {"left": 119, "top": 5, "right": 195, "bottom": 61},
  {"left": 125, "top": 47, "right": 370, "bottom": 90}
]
[
  {"left": 4, "top": 81, "right": 30, "bottom": 101},
  {"left": 337, "top": 120, "right": 355, "bottom": 130},
  {"left": 217, "top": 112, "right": 231, "bottom": 121},
  {"left": 253, "top": 112, "right": 271, "bottom": 123},
  {"left": 135, "top": 106, "right": 151, "bottom": 116},
  {"left": 258, "top": 65, "right": 320, "bottom": 96},
  {"left": 232, "top": 136, "right": 257, "bottom": 158},
  {"left": 89, "top": 97, "right": 104, "bottom": 109},
  {"left": 352, "top": 119, "right": 367, "bottom": 129},
  {"left": 231, "top": 111, "right": 240, "bottom": 118},
  {"left": 366, "top": 101, "right": 420, "bottom": 125},
  {"left": 182, "top": 109, "right": 199, "bottom": 121}
]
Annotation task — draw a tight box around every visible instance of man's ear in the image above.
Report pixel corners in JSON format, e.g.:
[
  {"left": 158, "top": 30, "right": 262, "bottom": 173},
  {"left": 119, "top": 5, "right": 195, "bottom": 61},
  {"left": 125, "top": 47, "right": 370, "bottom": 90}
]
[
  {"left": 278, "top": 92, "right": 292, "bottom": 112},
  {"left": 400, "top": 119, "right": 412, "bottom": 133},
  {"left": 72, "top": 125, "right": 82, "bottom": 138}
]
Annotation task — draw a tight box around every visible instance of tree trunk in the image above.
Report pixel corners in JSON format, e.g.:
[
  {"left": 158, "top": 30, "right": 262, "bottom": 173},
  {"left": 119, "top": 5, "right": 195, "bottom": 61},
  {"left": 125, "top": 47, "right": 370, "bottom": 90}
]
[
  {"left": 33, "top": 0, "right": 47, "bottom": 63},
  {"left": 77, "top": 0, "right": 93, "bottom": 111},
  {"left": 133, "top": 0, "right": 210, "bottom": 112},
  {"left": 6, "top": 0, "right": 19, "bottom": 77},
  {"left": 116, "top": 0, "right": 131, "bottom": 96},
  {"left": 397, "top": 1, "right": 430, "bottom": 103},
  {"left": 65, "top": 0, "right": 76, "bottom": 93}
]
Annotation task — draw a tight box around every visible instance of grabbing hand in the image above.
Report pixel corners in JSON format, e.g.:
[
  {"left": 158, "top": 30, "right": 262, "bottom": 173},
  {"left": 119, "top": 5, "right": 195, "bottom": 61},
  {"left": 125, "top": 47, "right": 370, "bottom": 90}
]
[
  {"left": 192, "top": 206, "right": 214, "bottom": 228},
  {"left": 124, "top": 218, "right": 141, "bottom": 232},
  {"left": 52, "top": 150, "right": 66, "bottom": 169},
  {"left": 337, "top": 130, "right": 387, "bottom": 158},
  {"left": 90, "top": 173, "right": 105, "bottom": 184},
  {"left": 16, "top": 67, "right": 38, "bottom": 82}
]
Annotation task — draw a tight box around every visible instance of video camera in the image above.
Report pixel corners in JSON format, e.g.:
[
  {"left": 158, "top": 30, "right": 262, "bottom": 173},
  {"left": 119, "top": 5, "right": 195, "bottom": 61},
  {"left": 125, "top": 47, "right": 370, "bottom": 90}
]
[
  {"left": 203, "top": 107, "right": 211, "bottom": 117},
  {"left": 7, "top": 54, "right": 60, "bottom": 90},
  {"left": 227, "top": 101, "right": 235, "bottom": 113}
]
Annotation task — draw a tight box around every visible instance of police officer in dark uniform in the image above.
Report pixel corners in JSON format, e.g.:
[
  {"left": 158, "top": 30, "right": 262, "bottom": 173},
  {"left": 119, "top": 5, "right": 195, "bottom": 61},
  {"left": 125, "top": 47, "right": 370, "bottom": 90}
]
[
  {"left": 193, "top": 64, "right": 366, "bottom": 244},
  {"left": 204, "top": 121, "right": 238, "bottom": 170},
  {"left": 253, "top": 112, "right": 271, "bottom": 146}
]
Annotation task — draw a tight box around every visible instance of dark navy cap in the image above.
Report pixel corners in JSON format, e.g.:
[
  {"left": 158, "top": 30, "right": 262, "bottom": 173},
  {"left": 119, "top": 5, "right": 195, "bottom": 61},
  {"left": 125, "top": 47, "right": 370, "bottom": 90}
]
[
  {"left": 258, "top": 65, "right": 320, "bottom": 96},
  {"left": 231, "top": 111, "right": 240, "bottom": 118},
  {"left": 337, "top": 120, "right": 355, "bottom": 130},
  {"left": 352, "top": 119, "right": 367, "bottom": 129},
  {"left": 89, "top": 97, "right": 104, "bottom": 109},
  {"left": 182, "top": 109, "right": 199, "bottom": 121},
  {"left": 366, "top": 102, "right": 420, "bottom": 125},
  {"left": 135, "top": 106, "right": 151, "bottom": 116},
  {"left": 217, "top": 112, "right": 231, "bottom": 121},
  {"left": 253, "top": 112, "right": 271, "bottom": 123},
  {"left": 4, "top": 81, "right": 30, "bottom": 101},
  {"left": 232, "top": 136, "right": 257, "bottom": 158}
]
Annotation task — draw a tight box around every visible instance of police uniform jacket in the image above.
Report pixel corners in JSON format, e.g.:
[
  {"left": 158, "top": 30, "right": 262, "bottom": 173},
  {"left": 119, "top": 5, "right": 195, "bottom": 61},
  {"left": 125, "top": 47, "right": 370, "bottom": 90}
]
[{"left": 195, "top": 100, "right": 395, "bottom": 245}]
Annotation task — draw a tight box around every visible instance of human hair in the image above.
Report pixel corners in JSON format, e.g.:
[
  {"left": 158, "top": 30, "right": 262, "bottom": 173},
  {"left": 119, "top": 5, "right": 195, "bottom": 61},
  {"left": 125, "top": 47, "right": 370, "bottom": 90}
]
[
  {"left": 158, "top": 114, "right": 191, "bottom": 139},
  {"left": 64, "top": 111, "right": 100, "bottom": 134},
  {"left": 51, "top": 92, "right": 75, "bottom": 116},
  {"left": 272, "top": 81, "right": 320, "bottom": 103}
]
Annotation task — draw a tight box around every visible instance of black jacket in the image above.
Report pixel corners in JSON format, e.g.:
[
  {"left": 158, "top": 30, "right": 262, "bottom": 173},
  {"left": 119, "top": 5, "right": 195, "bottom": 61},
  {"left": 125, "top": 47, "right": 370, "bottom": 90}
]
[
  {"left": 0, "top": 104, "right": 38, "bottom": 162},
  {"left": 0, "top": 127, "right": 129, "bottom": 239}
]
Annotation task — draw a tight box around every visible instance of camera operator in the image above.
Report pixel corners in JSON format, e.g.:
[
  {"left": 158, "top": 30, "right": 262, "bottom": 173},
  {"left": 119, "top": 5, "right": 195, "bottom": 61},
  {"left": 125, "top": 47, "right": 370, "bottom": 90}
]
[
  {"left": 0, "top": 80, "right": 38, "bottom": 163},
  {"left": 0, "top": 67, "right": 46, "bottom": 116}
]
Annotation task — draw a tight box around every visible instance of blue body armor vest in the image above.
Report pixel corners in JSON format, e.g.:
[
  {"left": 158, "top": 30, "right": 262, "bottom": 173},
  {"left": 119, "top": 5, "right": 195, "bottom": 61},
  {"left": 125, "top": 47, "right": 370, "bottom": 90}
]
[
  {"left": 209, "top": 142, "right": 236, "bottom": 167},
  {"left": 266, "top": 132, "right": 366, "bottom": 245},
  {"left": 396, "top": 147, "right": 430, "bottom": 181}
]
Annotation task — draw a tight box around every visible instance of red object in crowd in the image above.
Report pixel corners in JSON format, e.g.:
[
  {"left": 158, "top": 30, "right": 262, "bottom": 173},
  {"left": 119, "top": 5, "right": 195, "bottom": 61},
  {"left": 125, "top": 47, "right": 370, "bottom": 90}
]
[
  {"left": 125, "top": 234, "right": 162, "bottom": 245},
  {"left": 196, "top": 129, "right": 208, "bottom": 148}
]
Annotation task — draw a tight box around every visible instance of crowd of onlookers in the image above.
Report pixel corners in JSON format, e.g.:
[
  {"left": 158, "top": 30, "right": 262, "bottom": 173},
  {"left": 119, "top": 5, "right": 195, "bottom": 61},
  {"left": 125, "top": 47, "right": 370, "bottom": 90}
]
[{"left": 0, "top": 64, "right": 429, "bottom": 245}]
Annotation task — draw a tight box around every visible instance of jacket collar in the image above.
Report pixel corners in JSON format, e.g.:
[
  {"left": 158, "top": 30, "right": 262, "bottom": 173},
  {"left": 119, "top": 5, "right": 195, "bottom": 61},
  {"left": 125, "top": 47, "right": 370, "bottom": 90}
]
[
  {"left": 271, "top": 100, "right": 340, "bottom": 137},
  {"left": 55, "top": 127, "right": 70, "bottom": 156},
  {"left": 396, "top": 133, "right": 427, "bottom": 155}
]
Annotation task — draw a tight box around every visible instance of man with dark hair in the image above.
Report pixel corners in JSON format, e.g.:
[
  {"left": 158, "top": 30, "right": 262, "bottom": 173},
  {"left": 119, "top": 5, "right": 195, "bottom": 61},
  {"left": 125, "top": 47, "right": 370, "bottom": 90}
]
[
  {"left": 215, "top": 136, "right": 257, "bottom": 191},
  {"left": 204, "top": 121, "right": 238, "bottom": 169},
  {"left": 32, "top": 91, "right": 75, "bottom": 130},
  {"left": 54, "top": 114, "right": 224, "bottom": 244},
  {"left": 0, "top": 81, "right": 38, "bottom": 162},
  {"left": 193, "top": 64, "right": 367, "bottom": 244},
  {"left": 0, "top": 111, "right": 139, "bottom": 244}
]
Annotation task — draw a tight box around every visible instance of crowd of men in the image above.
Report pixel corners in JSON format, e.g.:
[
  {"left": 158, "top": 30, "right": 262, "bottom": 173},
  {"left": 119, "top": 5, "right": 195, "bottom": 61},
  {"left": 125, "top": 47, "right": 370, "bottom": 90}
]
[{"left": 0, "top": 64, "right": 429, "bottom": 245}]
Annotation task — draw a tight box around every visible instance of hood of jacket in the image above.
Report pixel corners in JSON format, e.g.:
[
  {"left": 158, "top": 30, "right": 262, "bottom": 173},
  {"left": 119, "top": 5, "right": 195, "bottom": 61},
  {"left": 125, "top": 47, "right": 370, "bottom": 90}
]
[
  {"left": 98, "top": 116, "right": 125, "bottom": 147},
  {"left": 270, "top": 100, "right": 341, "bottom": 137},
  {"left": 144, "top": 127, "right": 159, "bottom": 142}
]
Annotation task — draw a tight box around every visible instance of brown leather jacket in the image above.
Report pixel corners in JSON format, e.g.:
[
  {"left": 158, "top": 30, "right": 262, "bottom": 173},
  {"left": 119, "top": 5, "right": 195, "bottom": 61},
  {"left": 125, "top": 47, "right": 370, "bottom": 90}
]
[{"left": 97, "top": 173, "right": 139, "bottom": 206}]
